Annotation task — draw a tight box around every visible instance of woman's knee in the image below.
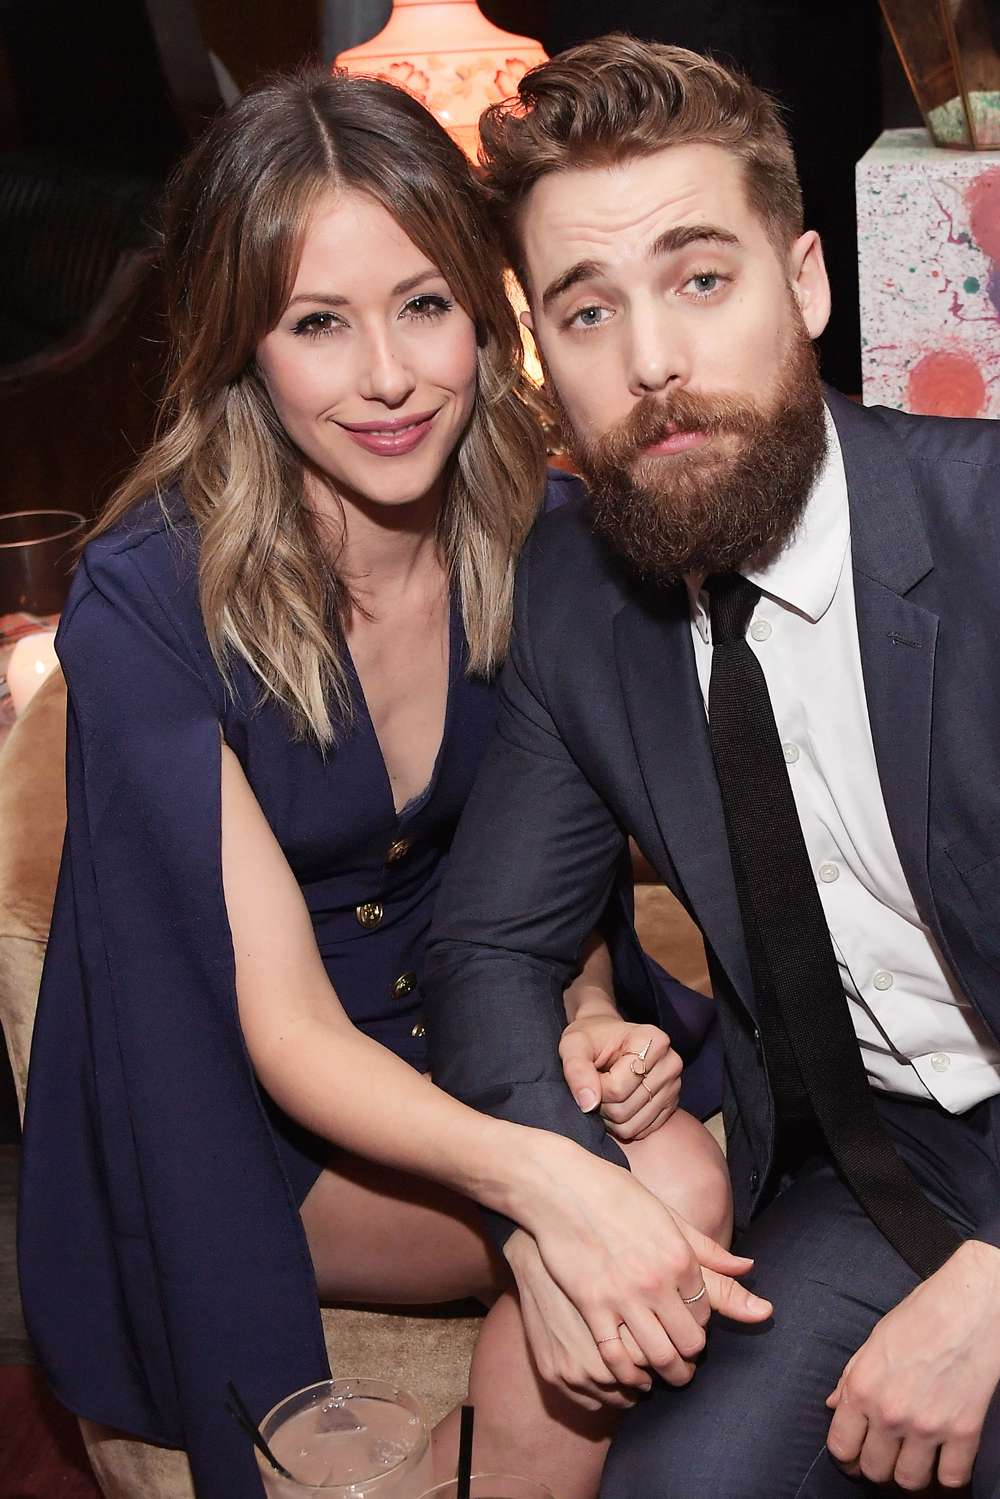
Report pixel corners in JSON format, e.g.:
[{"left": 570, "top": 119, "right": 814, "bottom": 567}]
[{"left": 623, "top": 1110, "right": 733, "bottom": 1246}]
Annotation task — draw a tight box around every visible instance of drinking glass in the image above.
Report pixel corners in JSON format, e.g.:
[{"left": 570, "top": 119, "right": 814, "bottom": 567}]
[
  {"left": 255, "top": 1378, "right": 432, "bottom": 1497},
  {"left": 417, "top": 1479, "right": 555, "bottom": 1498}
]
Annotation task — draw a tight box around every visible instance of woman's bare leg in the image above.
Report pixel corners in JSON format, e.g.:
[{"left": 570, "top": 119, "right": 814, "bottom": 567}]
[{"left": 299, "top": 1108, "right": 732, "bottom": 1499}]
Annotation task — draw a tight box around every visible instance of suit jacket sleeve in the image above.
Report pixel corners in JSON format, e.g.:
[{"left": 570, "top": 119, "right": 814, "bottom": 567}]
[{"left": 423, "top": 529, "right": 630, "bottom": 1243}]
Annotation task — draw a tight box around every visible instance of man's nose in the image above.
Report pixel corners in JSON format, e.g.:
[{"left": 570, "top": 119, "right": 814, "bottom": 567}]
[
  {"left": 358, "top": 329, "right": 416, "bottom": 407},
  {"left": 624, "top": 310, "right": 690, "bottom": 398}
]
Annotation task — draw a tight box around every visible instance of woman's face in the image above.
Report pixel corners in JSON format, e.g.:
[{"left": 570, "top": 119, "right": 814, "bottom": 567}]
[{"left": 256, "top": 188, "right": 478, "bottom": 513}]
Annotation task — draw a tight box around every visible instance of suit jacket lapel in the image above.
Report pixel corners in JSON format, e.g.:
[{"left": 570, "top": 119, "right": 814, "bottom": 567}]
[
  {"left": 614, "top": 584, "right": 755, "bottom": 1010},
  {"left": 828, "top": 390, "right": 939, "bottom": 927}
]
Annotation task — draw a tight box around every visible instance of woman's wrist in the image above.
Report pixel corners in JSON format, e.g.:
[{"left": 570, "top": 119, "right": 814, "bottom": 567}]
[
  {"left": 470, "top": 1122, "right": 584, "bottom": 1231},
  {"left": 564, "top": 982, "right": 620, "bottom": 1022}
]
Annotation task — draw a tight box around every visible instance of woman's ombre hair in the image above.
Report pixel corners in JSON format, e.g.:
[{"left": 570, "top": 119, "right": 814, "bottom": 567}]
[{"left": 94, "top": 69, "right": 545, "bottom": 745}]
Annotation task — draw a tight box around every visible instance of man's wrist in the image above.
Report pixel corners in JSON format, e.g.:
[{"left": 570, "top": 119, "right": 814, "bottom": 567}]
[{"left": 953, "top": 1237, "right": 1000, "bottom": 1288}]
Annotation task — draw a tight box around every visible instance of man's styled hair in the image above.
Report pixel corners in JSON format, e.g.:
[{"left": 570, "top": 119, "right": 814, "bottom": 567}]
[{"left": 478, "top": 34, "right": 804, "bottom": 291}]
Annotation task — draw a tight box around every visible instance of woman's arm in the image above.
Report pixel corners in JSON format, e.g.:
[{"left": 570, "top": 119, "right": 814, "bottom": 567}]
[
  {"left": 221, "top": 744, "right": 767, "bottom": 1395},
  {"left": 221, "top": 743, "right": 538, "bottom": 1219}
]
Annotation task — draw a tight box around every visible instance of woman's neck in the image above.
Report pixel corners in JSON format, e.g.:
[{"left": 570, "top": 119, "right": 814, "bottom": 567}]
[{"left": 306, "top": 470, "right": 446, "bottom": 608}]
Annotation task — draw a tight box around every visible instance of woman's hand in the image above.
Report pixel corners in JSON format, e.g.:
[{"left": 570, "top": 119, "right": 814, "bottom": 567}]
[
  {"left": 504, "top": 1229, "right": 651, "bottom": 1410},
  {"left": 560, "top": 1015, "right": 682, "bottom": 1141},
  {"left": 515, "top": 1133, "right": 772, "bottom": 1392}
]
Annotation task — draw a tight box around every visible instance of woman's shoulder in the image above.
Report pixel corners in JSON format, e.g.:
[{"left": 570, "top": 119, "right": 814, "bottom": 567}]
[
  {"left": 66, "top": 490, "right": 200, "bottom": 623},
  {"left": 78, "top": 489, "right": 197, "bottom": 583},
  {"left": 59, "top": 490, "right": 216, "bottom": 691}
]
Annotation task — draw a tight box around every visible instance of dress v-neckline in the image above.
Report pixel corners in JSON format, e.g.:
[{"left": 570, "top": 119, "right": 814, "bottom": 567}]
[{"left": 347, "top": 596, "right": 460, "bottom": 823}]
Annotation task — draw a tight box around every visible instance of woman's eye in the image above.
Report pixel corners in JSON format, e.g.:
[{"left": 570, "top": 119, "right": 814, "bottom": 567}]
[
  {"left": 569, "top": 305, "right": 611, "bottom": 330},
  {"left": 403, "top": 294, "right": 454, "bottom": 320},
  {"left": 292, "top": 311, "right": 341, "bottom": 338}
]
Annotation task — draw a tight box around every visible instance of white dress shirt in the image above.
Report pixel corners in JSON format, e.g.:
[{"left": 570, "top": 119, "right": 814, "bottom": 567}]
[{"left": 686, "top": 408, "right": 1000, "bottom": 1112}]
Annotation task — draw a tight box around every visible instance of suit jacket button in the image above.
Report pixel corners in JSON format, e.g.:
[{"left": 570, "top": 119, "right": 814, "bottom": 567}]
[
  {"left": 411, "top": 1021, "right": 426, "bottom": 1039},
  {"left": 749, "top": 1169, "right": 760, "bottom": 1192},
  {"left": 387, "top": 838, "right": 412, "bottom": 864},
  {"left": 392, "top": 971, "right": 417, "bottom": 1000},
  {"left": 355, "top": 901, "right": 383, "bottom": 929}
]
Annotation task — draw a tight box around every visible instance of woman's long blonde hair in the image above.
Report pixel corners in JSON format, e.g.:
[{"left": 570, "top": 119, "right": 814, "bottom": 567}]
[{"left": 93, "top": 70, "right": 546, "bottom": 745}]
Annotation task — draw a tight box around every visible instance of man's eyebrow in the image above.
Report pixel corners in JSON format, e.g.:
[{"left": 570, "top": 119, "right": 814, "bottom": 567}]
[
  {"left": 287, "top": 268, "right": 445, "bottom": 310},
  {"left": 647, "top": 224, "right": 741, "bottom": 257},
  {"left": 541, "top": 260, "right": 604, "bottom": 312},
  {"left": 540, "top": 226, "right": 741, "bottom": 313}
]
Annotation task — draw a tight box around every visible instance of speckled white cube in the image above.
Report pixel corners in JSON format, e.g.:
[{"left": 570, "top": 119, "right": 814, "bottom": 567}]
[{"left": 856, "top": 128, "right": 1000, "bottom": 417}]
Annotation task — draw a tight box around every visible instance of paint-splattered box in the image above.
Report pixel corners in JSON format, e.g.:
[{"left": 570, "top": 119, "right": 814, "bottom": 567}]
[{"left": 857, "top": 128, "right": 1000, "bottom": 417}]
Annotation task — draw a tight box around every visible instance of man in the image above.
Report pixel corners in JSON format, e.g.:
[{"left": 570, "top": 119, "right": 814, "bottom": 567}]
[{"left": 423, "top": 34, "right": 1000, "bottom": 1498}]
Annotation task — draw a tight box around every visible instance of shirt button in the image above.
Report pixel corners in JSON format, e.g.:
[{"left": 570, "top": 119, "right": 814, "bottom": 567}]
[
  {"left": 782, "top": 743, "right": 800, "bottom": 765},
  {"left": 386, "top": 838, "right": 411, "bottom": 864},
  {"left": 392, "top": 971, "right": 417, "bottom": 1001},
  {"left": 749, "top": 1169, "right": 760, "bottom": 1192},
  {"left": 355, "top": 901, "right": 384, "bottom": 929},
  {"left": 750, "top": 619, "right": 772, "bottom": 642},
  {"left": 873, "top": 970, "right": 894, "bottom": 992},
  {"left": 930, "top": 1052, "right": 951, "bottom": 1073},
  {"left": 818, "top": 862, "right": 840, "bottom": 884},
  {"left": 411, "top": 1021, "right": 427, "bottom": 1040}
]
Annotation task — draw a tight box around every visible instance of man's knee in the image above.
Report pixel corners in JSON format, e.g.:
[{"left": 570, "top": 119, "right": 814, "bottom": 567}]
[{"left": 600, "top": 1389, "right": 808, "bottom": 1499}]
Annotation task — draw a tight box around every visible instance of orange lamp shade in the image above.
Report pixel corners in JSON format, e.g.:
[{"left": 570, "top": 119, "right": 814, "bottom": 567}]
[{"left": 334, "top": 0, "right": 547, "bottom": 159}]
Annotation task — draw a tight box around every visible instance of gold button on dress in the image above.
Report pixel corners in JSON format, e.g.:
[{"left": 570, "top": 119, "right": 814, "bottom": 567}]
[{"left": 392, "top": 971, "right": 417, "bottom": 1000}]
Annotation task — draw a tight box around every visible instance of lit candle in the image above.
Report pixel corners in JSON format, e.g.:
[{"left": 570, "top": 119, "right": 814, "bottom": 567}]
[{"left": 6, "top": 630, "right": 59, "bottom": 715}]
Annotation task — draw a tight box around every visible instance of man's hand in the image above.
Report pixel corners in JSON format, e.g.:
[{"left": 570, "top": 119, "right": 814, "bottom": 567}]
[
  {"left": 560, "top": 1014, "right": 682, "bottom": 1141},
  {"left": 826, "top": 1238, "right": 1000, "bottom": 1490}
]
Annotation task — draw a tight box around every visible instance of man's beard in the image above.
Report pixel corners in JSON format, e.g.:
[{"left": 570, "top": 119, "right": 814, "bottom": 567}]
[{"left": 556, "top": 321, "right": 827, "bottom": 585}]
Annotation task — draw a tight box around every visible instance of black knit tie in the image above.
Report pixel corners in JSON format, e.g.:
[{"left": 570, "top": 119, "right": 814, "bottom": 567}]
[{"left": 706, "top": 572, "right": 962, "bottom": 1279}]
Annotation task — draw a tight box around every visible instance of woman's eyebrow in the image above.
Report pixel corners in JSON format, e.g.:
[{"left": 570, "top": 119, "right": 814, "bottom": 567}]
[{"left": 286, "top": 267, "right": 445, "bottom": 309}]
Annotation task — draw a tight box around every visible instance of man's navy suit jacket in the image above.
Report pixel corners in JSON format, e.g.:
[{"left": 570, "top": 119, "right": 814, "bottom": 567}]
[{"left": 424, "top": 387, "right": 1000, "bottom": 1247}]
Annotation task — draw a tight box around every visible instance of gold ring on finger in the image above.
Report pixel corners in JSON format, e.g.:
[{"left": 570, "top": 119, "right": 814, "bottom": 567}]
[
  {"left": 681, "top": 1283, "right": 707, "bottom": 1306},
  {"left": 596, "top": 1322, "right": 629, "bottom": 1346},
  {"left": 638, "top": 1076, "right": 654, "bottom": 1101},
  {"left": 630, "top": 1038, "right": 653, "bottom": 1076}
]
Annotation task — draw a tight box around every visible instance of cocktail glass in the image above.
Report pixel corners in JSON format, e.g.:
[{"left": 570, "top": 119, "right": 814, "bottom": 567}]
[
  {"left": 417, "top": 1478, "right": 555, "bottom": 1498},
  {"left": 255, "top": 1378, "right": 432, "bottom": 1497}
]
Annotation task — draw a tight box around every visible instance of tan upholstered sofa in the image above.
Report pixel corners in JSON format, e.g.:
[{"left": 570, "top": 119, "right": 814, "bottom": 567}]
[{"left": 0, "top": 667, "right": 712, "bottom": 1498}]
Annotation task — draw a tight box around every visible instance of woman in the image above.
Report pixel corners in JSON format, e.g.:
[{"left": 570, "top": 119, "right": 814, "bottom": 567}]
[{"left": 18, "top": 71, "right": 766, "bottom": 1499}]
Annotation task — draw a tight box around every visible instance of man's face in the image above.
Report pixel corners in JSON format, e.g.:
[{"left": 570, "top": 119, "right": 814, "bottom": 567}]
[{"left": 519, "top": 143, "right": 833, "bottom": 579}]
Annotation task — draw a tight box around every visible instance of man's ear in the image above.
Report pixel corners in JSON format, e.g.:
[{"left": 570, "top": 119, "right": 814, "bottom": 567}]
[{"left": 788, "top": 230, "right": 831, "bottom": 340}]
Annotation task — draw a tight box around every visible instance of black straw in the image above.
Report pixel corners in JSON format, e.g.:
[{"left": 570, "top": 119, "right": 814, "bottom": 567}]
[
  {"left": 225, "top": 1378, "right": 297, "bottom": 1481},
  {"left": 457, "top": 1403, "right": 475, "bottom": 1499}
]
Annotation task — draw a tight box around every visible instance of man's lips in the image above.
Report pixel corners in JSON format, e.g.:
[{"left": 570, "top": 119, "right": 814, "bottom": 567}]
[
  {"left": 337, "top": 409, "right": 440, "bottom": 456},
  {"left": 641, "top": 427, "right": 711, "bottom": 456}
]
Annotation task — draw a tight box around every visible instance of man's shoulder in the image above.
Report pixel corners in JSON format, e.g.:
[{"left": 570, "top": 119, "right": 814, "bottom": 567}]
[
  {"left": 867, "top": 402, "right": 1000, "bottom": 474},
  {"left": 529, "top": 469, "right": 620, "bottom": 581}
]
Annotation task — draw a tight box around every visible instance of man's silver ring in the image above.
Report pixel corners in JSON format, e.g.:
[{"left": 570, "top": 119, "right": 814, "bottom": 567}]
[{"left": 681, "top": 1283, "right": 707, "bottom": 1306}]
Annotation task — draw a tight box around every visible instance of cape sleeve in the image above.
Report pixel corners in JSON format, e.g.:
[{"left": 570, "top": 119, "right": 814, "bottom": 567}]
[{"left": 18, "top": 531, "right": 329, "bottom": 1499}]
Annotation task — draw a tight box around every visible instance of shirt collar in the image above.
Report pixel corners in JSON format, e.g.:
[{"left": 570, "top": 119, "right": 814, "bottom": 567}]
[{"left": 686, "top": 404, "right": 849, "bottom": 644}]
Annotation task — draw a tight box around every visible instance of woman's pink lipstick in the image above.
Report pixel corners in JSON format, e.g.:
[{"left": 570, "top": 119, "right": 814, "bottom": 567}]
[
  {"left": 643, "top": 427, "right": 710, "bottom": 456},
  {"left": 338, "top": 409, "right": 438, "bottom": 456}
]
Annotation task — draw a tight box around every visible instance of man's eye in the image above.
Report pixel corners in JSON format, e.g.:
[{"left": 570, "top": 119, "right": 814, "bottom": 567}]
[
  {"left": 569, "top": 305, "right": 611, "bottom": 330},
  {"left": 686, "top": 272, "right": 727, "bottom": 298},
  {"left": 292, "top": 312, "right": 341, "bottom": 338}
]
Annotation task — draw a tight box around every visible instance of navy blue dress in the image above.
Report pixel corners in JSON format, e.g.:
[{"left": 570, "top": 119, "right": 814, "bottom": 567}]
[{"left": 18, "top": 472, "right": 717, "bottom": 1499}]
